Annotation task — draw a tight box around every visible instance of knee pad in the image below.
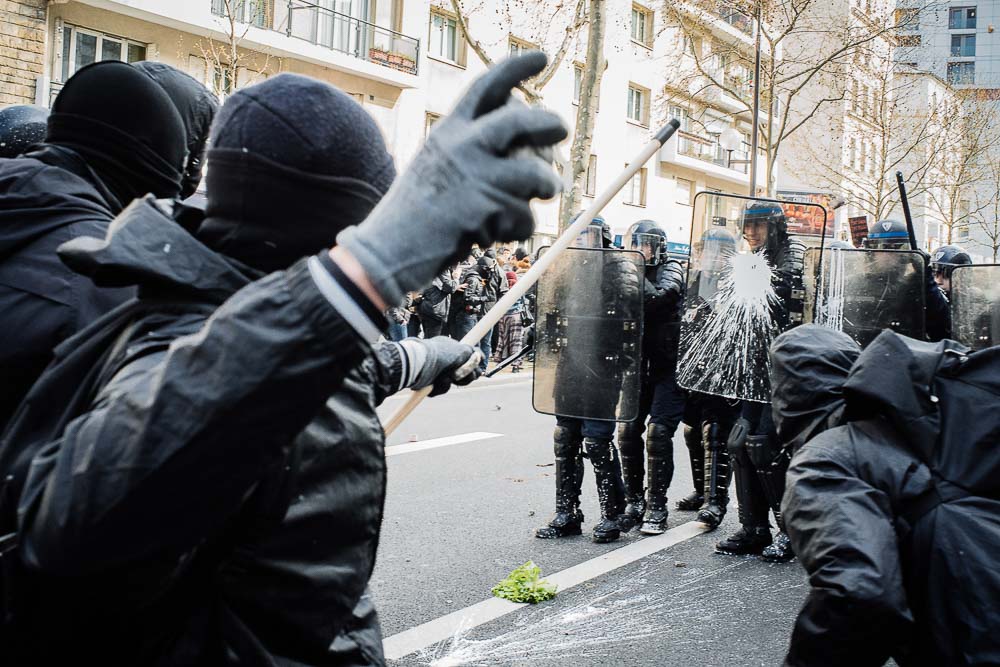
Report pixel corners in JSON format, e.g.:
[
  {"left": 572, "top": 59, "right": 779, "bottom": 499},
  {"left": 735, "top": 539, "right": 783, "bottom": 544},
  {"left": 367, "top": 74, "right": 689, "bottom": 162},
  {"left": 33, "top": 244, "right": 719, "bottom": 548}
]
[
  {"left": 726, "top": 418, "right": 751, "bottom": 458},
  {"left": 553, "top": 425, "right": 582, "bottom": 458},
  {"left": 646, "top": 423, "right": 672, "bottom": 456},
  {"left": 618, "top": 419, "right": 645, "bottom": 446},
  {"left": 683, "top": 424, "right": 701, "bottom": 451},
  {"left": 584, "top": 437, "right": 614, "bottom": 466},
  {"left": 745, "top": 434, "right": 778, "bottom": 469}
]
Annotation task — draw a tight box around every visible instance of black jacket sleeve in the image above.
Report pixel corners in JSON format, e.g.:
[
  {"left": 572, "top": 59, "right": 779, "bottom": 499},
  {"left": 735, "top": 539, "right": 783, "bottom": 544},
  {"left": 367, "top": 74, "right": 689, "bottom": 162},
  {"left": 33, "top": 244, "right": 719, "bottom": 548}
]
[
  {"left": 643, "top": 260, "right": 684, "bottom": 315},
  {"left": 17, "top": 258, "right": 371, "bottom": 575},
  {"left": 782, "top": 425, "right": 915, "bottom": 667}
]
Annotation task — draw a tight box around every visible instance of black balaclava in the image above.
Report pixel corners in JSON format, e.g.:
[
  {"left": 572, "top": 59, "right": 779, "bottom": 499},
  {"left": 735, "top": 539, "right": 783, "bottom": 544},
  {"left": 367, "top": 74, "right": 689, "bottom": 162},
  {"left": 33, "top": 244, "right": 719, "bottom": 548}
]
[
  {"left": 46, "top": 61, "right": 186, "bottom": 208},
  {"left": 132, "top": 61, "right": 219, "bottom": 199},
  {"left": 0, "top": 105, "right": 48, "bottom": 158},
  {"left": 198, "top": 73, "right": 396, "bottom": 273}
]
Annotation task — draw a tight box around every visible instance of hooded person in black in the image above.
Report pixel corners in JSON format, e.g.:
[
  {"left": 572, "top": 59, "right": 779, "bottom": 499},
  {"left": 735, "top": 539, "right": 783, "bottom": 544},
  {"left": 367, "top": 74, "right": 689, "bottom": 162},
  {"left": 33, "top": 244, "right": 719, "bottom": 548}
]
[
  {"left": 0, "top": 60, "right": 187, "bottom": 431},
  {"left": 0, "top": 72, "right": 485, "bottom": 666},
  {"left": 776, "top": 325, "right": 1000, "bottom": 666},
  {"left": 132, "top": 61, "right": 220, "bottom": 201}
]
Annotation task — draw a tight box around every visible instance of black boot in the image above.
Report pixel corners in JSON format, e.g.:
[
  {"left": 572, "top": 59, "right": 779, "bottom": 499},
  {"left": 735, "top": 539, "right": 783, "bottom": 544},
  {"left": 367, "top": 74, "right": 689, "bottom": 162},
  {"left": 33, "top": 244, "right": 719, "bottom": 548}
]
[
  {"left": 675, "top": 424, "right": 704, "bottom": 511},
  {"left": 745, "top": 434, "right": 795, "bottom": 563},
  {"left": 586, "top": 437, "right": 628, "bottom": 543},
  {"left": 715, "top": 526, "right": 772, "bottom": 555},
  {"left": 717, "top": 424, "right": 773, "bottom": 554},
  {"left": 696, "top": 422, "right": 731, "bottom": 529},
  {"left": 617, "top": 421, "right": 646, "bottom": 530},
  {"left": 640, "top": 423, "right": 674, "bottom": 535},
  {"left": 536, "top": 426, "right": 585, "bottom": 539}
]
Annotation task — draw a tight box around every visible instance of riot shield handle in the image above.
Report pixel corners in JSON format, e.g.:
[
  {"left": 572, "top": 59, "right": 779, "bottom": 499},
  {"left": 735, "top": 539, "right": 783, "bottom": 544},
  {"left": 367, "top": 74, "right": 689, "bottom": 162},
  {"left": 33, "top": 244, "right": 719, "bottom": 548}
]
[
  {"left": 382, "top": 120, "right": 682, "bottom": 435},
  {"left": 895, "top": 171, "right": 918, "bottom": 251}
]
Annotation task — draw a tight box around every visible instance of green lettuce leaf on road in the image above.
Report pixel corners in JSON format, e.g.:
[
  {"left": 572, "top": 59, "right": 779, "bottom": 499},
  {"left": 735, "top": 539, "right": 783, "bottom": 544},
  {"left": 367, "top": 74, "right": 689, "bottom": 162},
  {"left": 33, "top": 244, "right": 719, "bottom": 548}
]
[{"left": 491, "top": 561, "right": 557, "bottom": 604}]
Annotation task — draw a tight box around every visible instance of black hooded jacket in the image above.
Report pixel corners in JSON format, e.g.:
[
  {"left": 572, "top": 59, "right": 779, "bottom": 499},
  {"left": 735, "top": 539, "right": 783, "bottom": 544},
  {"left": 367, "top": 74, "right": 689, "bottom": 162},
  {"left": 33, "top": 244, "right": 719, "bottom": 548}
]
[
  {"left": 776, "top": 328, "right": 1000, "bottom": 667},
  {"left": 0, "top": 145, "right": 134, "bottom": 431},
  {"left": 0, "top": 199, "right": 393, "bottom": 665}
]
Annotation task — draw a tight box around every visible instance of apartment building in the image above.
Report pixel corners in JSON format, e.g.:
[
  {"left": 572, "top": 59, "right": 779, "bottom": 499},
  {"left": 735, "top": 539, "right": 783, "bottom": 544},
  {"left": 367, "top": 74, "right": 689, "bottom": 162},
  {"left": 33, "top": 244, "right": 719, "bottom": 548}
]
[{"left": 1, "top": 0, "right": 771, "bottom": 250}]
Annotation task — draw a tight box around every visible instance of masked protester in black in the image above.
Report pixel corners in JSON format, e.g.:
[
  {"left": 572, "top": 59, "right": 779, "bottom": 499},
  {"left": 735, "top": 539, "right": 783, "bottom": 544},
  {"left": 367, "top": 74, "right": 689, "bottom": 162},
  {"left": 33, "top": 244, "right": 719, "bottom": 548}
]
[
  {"left": 132, "top": 61, "right": 220, "bottom": 201},
  {"left": 0, "top": 105, "right": 48, "bottom": 159},
  {"left": 0, "top": 61, "right": 186, "bottom": 432},
  {"left": 776, "top": 325, "right": 1000, "bottom": 667},
  {"left": 0, "top": 55, "right": 563, "bottom": 665}
]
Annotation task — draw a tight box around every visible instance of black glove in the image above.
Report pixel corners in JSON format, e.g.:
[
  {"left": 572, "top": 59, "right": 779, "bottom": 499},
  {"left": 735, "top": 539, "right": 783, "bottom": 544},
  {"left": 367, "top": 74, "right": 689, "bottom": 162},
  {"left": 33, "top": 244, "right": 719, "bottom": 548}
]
[
  {"left": 399, "top": 336, "right": 483, "bottom": 396},
  {"left": 336, "top": 52, "right": 567, "bottom": 305}
]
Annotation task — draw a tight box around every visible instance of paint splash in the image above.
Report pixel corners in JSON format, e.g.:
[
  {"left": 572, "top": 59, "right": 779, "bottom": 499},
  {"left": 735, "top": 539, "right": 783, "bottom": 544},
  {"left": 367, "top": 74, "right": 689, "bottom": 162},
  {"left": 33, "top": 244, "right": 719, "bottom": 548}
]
[{"left": 677, "top": 248, "right": 780, "bottom": 403}]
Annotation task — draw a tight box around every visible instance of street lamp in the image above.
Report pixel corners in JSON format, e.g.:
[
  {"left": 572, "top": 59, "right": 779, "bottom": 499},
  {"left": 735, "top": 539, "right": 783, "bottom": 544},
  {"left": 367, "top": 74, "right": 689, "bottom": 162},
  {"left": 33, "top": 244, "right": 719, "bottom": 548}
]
[{"left": 719, "top": 127, "right": 742, "bottom": 168}]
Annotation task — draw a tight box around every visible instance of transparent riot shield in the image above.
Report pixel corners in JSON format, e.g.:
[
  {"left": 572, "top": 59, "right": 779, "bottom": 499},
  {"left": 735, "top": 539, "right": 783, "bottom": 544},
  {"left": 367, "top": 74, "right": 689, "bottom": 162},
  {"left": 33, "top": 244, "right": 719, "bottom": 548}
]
[
  {"left": 951, "top": 265, "right": 1000, "bottom": 351},
  {"left": 677, "top": 193, "right": 827, "bottom": 402},
  {"left": 532, "top": 247, "right": 645, "bottom": 421},
  {"left": 805, "top": 248, "right": 925, "bottom": 347}
]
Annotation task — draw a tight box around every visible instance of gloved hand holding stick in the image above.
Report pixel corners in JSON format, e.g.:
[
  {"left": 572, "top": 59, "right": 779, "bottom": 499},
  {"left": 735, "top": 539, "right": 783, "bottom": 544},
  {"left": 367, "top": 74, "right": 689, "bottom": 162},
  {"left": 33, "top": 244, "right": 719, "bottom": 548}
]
[{"left": 383, "top": 118, "right": 682, "bottom": 435}]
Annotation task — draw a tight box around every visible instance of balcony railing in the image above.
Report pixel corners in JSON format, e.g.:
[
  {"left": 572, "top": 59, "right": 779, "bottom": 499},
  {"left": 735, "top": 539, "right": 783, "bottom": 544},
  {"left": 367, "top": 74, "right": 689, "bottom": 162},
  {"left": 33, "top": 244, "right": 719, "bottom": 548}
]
[
  {"left": 285, "top": 1, "right": 419, "bottom": 75},
  {"left": 677, "top": 132, "right": 751, "bottom": 174},
  {"left": 691, "top": 0, "right": 753, "bottom": 35}
]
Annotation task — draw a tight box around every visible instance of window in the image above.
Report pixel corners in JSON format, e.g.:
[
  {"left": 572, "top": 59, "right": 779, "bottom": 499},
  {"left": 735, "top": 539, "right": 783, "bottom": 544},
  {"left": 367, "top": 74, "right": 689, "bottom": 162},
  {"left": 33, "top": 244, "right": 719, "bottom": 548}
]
[
  {"left": 951, "top": 34, "right": 976, "bottom": 57},
  {"left": 948, "top": 61, "right": 975, "bottom": 85},
  {"left": 851, "top": 79, "right": 860, "bottom": 114},
  {"left": 573, "top": 63, "right": 582, "bottom": 104},
  {"left": 58, "top": 24, "right": 147, "bottom": 83},
  {"left": 429, "top": 9, "right": 461, "bottom": 64},
  {"left": 675, "top": 178, "right": 694, "bottom": 206},
  {"left": 955, "top": 223, "right": 970, "bottom": 241},
  {"left": 948, "top": 7, "right": 977, "bottom": 30},
  {"left": 211, "top": 0, "right": 271, "bottom": 29},
  {"left": 848, "top": 137, "right": 857, "bottom": 170},
  {"left": 585, "top": 155, "right": 597, "bottom": 197},
  {"left": 624, "top": 166, "right": 647, "bottom": 206},
  {"left": 214, "top": 65, "right": 234, "bottom": 101},
  {"left": 508, "top": 35, "right": 536, "bottom": 58},
  {"left": 631, "top": 4, "right": 652, "bottom": 47},
  {"left": 668, "top": 105, "right": 691, "bottom": 132},
  {"left": 859, "top": 141, "right": 867, "bottom": 174},
  {"left": 425, "top": 112, "right": 441, "bottom": 136},
  {"left": 895, "top": 8, "right": 919, "bottom": 31},
  {"left": 627, "top": 84, "right": 649, "bottom": 125}
]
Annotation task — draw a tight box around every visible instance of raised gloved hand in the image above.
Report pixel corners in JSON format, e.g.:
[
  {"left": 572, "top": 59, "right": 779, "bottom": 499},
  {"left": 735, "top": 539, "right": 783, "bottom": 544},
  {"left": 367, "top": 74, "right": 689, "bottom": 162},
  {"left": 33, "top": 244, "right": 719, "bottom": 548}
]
[
  {"left": 337, "top": 52, "right": 567, "bottom": 306},
  {"left": 398, "top": 336, "right": 483, "bottom": 397}
]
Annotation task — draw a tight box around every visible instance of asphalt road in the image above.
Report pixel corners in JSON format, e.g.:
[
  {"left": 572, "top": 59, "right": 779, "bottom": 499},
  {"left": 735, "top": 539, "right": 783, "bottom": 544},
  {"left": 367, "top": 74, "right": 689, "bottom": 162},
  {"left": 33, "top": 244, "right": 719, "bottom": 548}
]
[{"left": 372, "top": 371, "right": 808, "bottom": 666}]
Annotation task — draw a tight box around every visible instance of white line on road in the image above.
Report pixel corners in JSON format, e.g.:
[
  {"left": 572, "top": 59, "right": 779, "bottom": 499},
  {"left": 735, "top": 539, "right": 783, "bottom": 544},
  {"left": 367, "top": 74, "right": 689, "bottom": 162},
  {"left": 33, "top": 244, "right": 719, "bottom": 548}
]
[
  {"left": 381, "top": 520, "right": 709, "bottom": 660},
  {"left": 384, "top": 431, "right": 503, "bottom": 457}
]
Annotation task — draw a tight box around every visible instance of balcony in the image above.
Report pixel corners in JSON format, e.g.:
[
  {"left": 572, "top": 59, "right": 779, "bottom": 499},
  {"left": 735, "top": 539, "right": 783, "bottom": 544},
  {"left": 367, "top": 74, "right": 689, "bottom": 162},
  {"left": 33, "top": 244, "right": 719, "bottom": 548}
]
[
  {"left": 689, "top": 0, "right": 753, "bottom": 34},
  {"left": 285, "top": 1, "right": 418, "bottom": 75},
  {"left": 677, "top": 132, "right": 751, "bottom": 174}
]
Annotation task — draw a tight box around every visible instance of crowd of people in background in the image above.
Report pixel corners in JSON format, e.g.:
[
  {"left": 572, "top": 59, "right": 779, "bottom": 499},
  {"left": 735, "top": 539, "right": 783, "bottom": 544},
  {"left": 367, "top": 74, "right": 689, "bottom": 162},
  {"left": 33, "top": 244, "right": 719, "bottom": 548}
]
[{"left": 384, "top": 244, "right": 535, "bottom": 373}]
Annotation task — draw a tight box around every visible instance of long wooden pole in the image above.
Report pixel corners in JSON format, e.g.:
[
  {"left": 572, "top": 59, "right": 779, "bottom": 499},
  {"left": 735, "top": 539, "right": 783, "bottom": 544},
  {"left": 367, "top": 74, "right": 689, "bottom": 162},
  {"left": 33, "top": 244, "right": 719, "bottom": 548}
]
[{"left": 382, "top": 120, "right": 681, "bottom": 436}]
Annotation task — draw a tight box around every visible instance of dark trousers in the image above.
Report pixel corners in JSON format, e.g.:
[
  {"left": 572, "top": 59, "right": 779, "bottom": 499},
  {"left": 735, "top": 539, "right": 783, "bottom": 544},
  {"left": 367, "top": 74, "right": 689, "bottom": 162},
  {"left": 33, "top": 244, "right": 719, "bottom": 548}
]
[
  {"left": 422, "top": 318, "right": 445, "bottom": 338},
  {"left": 556, "top": 415, "right": 615, "bottom": 440},
  {"left": 407, "top": 314, "right": 422, "bottom": 338},
  {"left": 451, "top": 312, "right": 478, "bottom": 342}
]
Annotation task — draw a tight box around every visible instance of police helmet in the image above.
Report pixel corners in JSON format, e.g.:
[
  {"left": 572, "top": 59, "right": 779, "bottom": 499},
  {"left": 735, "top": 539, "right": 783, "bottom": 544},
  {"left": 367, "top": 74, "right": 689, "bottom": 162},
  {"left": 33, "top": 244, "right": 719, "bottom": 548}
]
[
  {"left": 571, "top": 212, "right": 613, "bottom": 248},
  {"left": 868, "top": 219, "right": 910, "bottom": 250},
  {"left": 0, "top": 104, "right": 48, "bottom": 159},
  {"left": 827, "top": 239, "right": 854, "bottom": 250},
  {"left": 626, "top": 219, "right": 667, "bottom": 265},
  {"left": 930, "top": 244, "right": 972, "bottom": 278}
]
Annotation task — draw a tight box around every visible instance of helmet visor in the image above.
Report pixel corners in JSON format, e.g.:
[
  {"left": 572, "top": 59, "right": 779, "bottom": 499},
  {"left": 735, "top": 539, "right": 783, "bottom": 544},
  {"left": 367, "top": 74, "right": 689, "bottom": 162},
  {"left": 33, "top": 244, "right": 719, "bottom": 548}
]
[{"left": 629, "top": 232, "right": 664, "bottom": 264}]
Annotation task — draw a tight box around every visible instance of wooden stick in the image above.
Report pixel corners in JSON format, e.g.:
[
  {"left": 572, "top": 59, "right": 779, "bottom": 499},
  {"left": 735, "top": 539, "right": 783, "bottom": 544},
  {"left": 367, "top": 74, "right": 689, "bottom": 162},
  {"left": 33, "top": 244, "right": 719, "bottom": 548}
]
[{"left": 383, "top": 120, "right": 681, "bottom": 436}]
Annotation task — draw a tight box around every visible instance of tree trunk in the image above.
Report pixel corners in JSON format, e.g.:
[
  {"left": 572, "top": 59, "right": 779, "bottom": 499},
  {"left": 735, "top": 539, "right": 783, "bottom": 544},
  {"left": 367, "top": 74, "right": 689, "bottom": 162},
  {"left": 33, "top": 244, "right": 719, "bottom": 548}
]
[{"left": 558, "top": 0, "right": 606, "bottom": 234}]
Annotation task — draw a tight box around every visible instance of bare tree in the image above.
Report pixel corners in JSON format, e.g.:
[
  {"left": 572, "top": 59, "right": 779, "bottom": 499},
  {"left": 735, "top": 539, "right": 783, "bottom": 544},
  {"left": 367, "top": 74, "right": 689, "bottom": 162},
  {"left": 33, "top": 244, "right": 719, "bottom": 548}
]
[
  {"left": 449, "top": 0, "right": 612, "bottom": 233},
  {"left": 197, "top": 0, "right": 276, "bottom": 99},
  {"left": 969, "top": 151, "right": 1000, "bottom": 261},
  {"left": 663, "top": 0, "right": 907, "bottom": 196}
]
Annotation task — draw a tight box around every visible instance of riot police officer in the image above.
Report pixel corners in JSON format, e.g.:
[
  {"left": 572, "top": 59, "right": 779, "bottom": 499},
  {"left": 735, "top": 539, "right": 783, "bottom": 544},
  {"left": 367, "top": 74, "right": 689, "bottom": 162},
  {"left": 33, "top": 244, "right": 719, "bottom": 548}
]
[
  {"left": 716, "top": 202, "right": 804, "bottom": 562},
  {"left": 536, "top": 219, "right": 642, "bottom": 543},
  {"left": 930, "top": 244, "right": 972, "bottom": 299},
  {"left": 617, "top": 221, "right": 687, "bottom": 535},
  {"left": 867, "top": 219, "right": 952, "bottom": 341}
]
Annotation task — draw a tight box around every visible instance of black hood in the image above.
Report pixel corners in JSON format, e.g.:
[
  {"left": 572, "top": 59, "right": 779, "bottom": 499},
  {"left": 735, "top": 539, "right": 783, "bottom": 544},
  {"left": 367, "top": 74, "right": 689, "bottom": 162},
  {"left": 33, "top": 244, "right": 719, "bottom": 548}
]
[
  {"left": 0, "top": 145, "right": 122, "bottom": 261},
  {"left": 132, "top": 61, "right": 219, "bottom": 199},
  {"left": 46, "top": 61, "right": 186, "bottom": 207},
  {"left": 57, "top": 196, "right": 257, "bottom": 304},
  {"left": 770, "top": 325, "right": 861, "bottom": 452},
  {"left": 843, "top": 329, "right": 1000, "bottom": 498}
]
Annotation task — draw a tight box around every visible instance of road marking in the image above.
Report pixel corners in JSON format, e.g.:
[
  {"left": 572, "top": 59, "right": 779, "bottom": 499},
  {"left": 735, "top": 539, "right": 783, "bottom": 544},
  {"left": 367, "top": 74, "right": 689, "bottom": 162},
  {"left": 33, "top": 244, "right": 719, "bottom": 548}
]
[
  {"left": 381, "top": 520, "right": 709, "bottom": 660},
  {"left": 384, "top": 431, "right": 503, "bottom": 457}
]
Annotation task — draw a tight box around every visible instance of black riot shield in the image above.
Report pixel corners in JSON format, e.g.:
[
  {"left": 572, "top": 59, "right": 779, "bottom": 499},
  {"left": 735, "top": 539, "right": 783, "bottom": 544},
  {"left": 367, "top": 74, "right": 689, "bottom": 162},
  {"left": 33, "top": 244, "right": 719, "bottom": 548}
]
[
  {"left": 805, "top": 247, "right": 925, "bottom": 347},
  {"left": 677, "top": 193, "right": 826, "bottom": 403},
  {"left": 532, "top": 247, "right": 644, "bottom": 421},
  {"left": 951, "top": 265, "right": 1000, "bottom": 351}
]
